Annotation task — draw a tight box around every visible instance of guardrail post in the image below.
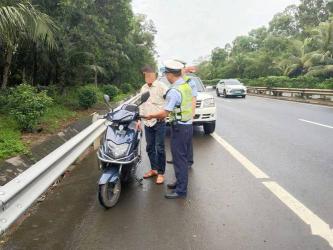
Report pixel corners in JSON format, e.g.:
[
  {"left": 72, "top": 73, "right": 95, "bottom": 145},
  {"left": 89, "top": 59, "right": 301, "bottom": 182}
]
[
  {"left": 0, "top": 199, "right": 6, "bottom": 211},
  {"left": 268, "top": 87, "right": 272, "bottom": 96}
]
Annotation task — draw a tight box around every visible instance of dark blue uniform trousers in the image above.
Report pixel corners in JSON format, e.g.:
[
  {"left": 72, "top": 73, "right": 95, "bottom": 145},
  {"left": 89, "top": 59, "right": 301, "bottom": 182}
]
[
  {"left": 171, "top": 123, "right": 193, "bottom": 196},
  {"left": 188, "top": 124, "right": 194, "bottom": 167}
]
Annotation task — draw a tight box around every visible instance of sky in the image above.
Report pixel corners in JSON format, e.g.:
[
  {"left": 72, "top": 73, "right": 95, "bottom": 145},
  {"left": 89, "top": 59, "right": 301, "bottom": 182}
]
[{"left": 132, "top": 0, "right": 300, "bottom": 65}]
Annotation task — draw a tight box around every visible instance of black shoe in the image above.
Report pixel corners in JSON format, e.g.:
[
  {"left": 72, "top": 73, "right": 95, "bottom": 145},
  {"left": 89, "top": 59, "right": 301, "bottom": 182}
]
[
  {"left": 167, "top": 160, "right": 173, "bottom": 164},
  {"left": 167, "top": 183, "right": 177, "bottom": 189},
  {"left": 165, "top": 192, "right": 186, "bottom": 199}
]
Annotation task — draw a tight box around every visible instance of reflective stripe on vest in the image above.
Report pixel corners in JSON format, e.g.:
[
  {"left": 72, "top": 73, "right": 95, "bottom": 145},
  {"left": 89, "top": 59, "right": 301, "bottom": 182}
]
[{"left": 169, "top": 80, "right": 192, "bottom": 122}]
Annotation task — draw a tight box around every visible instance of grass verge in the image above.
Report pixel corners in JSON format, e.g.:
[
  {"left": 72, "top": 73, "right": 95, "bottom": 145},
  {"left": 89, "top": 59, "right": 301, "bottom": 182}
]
[
  {"left": 40, "top": 104, "right": 77, "bottom": 134},
  {"left": 0, "top": 89, "right": 135, "bottom": 161},
  {"left": 0, "top": 115, "right": 27, "bottom": 160}
]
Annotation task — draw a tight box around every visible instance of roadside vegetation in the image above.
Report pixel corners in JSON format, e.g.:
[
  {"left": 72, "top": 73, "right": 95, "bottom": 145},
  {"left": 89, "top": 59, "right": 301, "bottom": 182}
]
[
  {"left": 0, "top": 0, "right": 156, "bottom": 160},
  {"left": 197, "top": 0, "right": 333, "bottom": 89}
]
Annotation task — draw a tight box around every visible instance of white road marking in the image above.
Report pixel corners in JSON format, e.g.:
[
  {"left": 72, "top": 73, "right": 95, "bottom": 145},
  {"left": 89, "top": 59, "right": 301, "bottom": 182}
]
[
  {"left": 211, "top": 132, "right": 333, "bottom": 247},
  {"left": 263, "top": 181, "right": 333, "bottom": 246},
  {"left": 211, "top": 133, "right": 268, "bottom": 179},
  {"left": 299, "top": 119, "right": 333, "bottom": 129}
]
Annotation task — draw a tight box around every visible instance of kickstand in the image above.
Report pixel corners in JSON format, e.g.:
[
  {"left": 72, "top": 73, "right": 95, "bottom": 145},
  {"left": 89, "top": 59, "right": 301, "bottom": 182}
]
[{"left": 134, "top": 158, "right": 144, "bottom": 186}]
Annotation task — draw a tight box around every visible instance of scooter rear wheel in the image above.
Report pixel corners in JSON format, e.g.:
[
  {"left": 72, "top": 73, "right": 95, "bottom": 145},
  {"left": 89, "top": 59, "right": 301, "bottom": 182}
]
[{"left": 98, "top": 179, "right": 121, "bottom": 209}]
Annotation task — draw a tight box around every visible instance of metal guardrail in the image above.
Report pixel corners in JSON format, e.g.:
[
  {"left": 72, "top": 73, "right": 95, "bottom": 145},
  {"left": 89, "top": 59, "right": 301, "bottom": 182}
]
[
  {"left": 0, "top": 94, "right": 141, "bottom": 234},
  {"left": 246, "top": 86, "right": 333, "bottom": 100}
]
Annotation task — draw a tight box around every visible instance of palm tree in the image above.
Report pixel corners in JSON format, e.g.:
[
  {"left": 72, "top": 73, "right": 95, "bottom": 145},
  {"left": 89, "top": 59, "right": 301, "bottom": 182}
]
[
  {"left": 309, "top": 19, "right": 333, "bottom": 54},
  {"left": 84, "top": 64, "right": 107, "bottom": 87},
  {"left": 70, "top": 52, "right": 107, "bottom": 87},
  {"left": 228, "top": 53, "right": 248, "bottom": 78},
  {"left": 278, "top": 40, "right": 315, "bottom": 76},
  {"left": 305, "top": 19, "right": 333, "bottom": 77},
  {"left": 0, "top": 1, "right": 57, "bottom": 89}
]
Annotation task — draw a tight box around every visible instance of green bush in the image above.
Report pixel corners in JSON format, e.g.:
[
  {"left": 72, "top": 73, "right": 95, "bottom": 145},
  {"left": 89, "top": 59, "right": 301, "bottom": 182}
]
[
  {"left": 120, "top": 83, "right": 132, "bottom": 93},
  {"left": 78, "top": 85, "right": 98, "bottom": 109},
  {"left": 321, "top": 79, "right": 333, "bottom": 89},
  {"left": 44, "top": 85, "right": 60, "bottom": 98},
  {"left": 202, "top": 79, "right": 221, "bottom": 86},
  {"left": 54, "top": 86, "right": 80, "bottom": 108},
  {"left": 7, "top": 84, "right": 53, "bottom": 131},
  {"left": 102, "top": 85, "right": 119, "bottom": 100},
  {"left": 132, "top": 81, "right": 142, "bottom": 90},
  {"left": 242, "top": 76, "right": 333, "bottom": 89}
]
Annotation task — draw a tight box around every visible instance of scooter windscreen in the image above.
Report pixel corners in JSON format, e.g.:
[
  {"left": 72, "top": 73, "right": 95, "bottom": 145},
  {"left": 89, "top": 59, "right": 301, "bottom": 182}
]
[{"left": 107, "top": 109, "right": 135, "bottom": 123}]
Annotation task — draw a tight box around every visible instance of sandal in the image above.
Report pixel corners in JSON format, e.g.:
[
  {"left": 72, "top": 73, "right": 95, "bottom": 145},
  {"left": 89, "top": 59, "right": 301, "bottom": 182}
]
[
  {"left": 156, "top": 174, "right": 164, "bottom": 184},
  {"left": 143, "top": 170, "right": 158, "bottom": 179}
]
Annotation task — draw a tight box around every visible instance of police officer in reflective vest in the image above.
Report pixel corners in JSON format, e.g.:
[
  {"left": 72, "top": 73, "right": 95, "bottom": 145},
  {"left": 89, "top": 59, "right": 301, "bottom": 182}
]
[
  {"left": 176, "top": 59, "right": 197, "bottom": 168},
  {"left": 145, "top": 59, "right": 193, "bottom": 199}
]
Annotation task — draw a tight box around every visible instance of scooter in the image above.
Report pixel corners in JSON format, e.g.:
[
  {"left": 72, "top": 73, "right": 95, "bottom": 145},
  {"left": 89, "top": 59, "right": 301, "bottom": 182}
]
[{"left": 97, "top": 91, "right": 150, "bottom": 208}]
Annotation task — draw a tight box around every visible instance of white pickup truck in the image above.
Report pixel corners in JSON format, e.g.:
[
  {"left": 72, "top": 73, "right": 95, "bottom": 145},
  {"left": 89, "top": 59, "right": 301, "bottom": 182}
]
[{"left": 159, "top": 74, "right": 216, "bottom": 134}]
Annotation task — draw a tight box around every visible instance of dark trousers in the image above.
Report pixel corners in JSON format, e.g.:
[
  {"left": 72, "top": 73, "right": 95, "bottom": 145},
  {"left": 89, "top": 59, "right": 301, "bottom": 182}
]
[
  {"left": 171, "top": 124, "right": 193, "bottom": 196},
  {"left": 170, "top": 124, "right": 194, "bottom": 167},
  {"left": 144, "top": 122, "right": 166, "bottom": 174},
  {"left": 188, "top": 124, "right": 194, "bottom": 167}
]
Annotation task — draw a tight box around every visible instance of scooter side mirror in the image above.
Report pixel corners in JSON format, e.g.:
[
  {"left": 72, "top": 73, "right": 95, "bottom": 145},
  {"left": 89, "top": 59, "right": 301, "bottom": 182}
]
[{"left": 138, "top": 91, "right": 150, "bottom": 106}]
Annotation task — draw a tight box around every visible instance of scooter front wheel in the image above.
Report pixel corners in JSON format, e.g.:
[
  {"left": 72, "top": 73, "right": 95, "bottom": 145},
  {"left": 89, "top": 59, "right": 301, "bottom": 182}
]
[{"left": 98, "top": 179, "right": 121, "bottom": 209}]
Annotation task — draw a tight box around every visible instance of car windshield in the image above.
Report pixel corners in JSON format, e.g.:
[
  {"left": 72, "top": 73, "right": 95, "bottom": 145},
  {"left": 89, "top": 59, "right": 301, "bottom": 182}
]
[
  {"left": 158, "top": 76, "right": 205, "bottom": 92},
  {"left": 190, "top": 77, "right": 205, "bottom": 92},
  {"left": 225, "top": 79, "right": 242, "bottom": 85}
]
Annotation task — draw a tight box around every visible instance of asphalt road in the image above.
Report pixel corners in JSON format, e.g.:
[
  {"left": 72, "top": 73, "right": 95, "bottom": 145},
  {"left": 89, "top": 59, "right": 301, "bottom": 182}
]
[{"left": 2, "top": 94, "right": 333, "bottom": 250}]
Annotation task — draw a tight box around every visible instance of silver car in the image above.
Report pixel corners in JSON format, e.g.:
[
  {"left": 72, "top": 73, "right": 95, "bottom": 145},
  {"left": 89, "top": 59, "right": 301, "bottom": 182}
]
[{"left": 216, "top": 79, "right": 247, "bottom": 98}]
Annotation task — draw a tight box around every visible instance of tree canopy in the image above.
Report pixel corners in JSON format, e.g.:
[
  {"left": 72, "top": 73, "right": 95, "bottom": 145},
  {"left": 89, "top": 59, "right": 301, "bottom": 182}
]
[
  {"left": 197, "top": 0, "right": 333, "bottom": 82},
  {"left": 0, "top": 0, "right": 156, "bottom": 90}
]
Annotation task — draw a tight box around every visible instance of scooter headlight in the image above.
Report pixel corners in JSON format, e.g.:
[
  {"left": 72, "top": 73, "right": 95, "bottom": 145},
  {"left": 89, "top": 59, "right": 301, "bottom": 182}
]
[{"left": 107, "top": 141, "right": 130, "bottom": 158}]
